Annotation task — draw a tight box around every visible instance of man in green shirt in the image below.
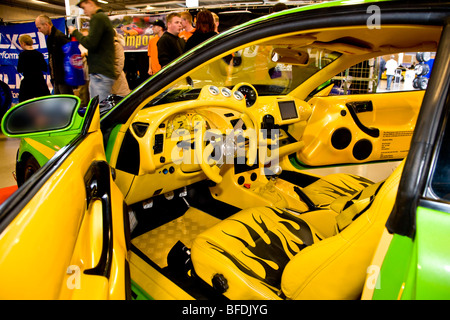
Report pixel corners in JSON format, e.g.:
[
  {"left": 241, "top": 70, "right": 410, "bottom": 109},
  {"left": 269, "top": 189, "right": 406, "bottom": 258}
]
[{"left": 68, "top": 0, "right": 115, "bottom": 102}]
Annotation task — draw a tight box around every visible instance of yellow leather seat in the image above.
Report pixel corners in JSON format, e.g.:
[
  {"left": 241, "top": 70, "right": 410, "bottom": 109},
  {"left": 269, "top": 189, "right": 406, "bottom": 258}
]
[
  {"left": 300, "top": 173, "right": 374, "bottom": 208},
  {"left": 191, "top": 161, "right": 404, "bottom": 299}
]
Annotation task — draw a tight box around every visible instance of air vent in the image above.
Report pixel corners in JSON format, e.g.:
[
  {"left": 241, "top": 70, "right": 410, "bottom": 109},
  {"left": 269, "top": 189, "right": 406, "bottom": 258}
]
[{"left": 132, "top": 122, "right": 149, "bottom": 138}]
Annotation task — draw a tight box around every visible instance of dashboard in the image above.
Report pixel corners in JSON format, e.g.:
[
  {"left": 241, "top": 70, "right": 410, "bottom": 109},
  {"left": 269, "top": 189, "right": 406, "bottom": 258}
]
[{"left": 117, "top": 83, "right": 312, "bottom": 204}]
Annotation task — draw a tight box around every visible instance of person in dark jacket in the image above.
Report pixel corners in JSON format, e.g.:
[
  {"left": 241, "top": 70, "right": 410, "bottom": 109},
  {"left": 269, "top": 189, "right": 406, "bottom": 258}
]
[
  {"left": 35, "top": 15, "right": 73, "bottom": 95},
  {"left": 17, "top": 34, "right": 50, "bottom": 102},
  {"left": 184, "top": 10, "right": 217, "bottom": 53},
  {"left": 157, "top": 12, "right": 185, "bottom": 68},
  {"left": 68, "top": 0, "right": 115, "bottom": 102}
]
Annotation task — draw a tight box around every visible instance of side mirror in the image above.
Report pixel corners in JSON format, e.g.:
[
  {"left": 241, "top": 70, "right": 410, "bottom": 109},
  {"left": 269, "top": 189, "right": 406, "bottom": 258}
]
[
  {"left": 271, "top": 48, "right": 310, "bottom": 65},
  {"left": 1, "top": 95, "right": 82, "bottom": 137}
]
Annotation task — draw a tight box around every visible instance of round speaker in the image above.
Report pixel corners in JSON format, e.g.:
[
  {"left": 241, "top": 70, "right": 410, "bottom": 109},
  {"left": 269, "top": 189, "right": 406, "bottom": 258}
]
[
  {"left": 331, "top": 128, "right": 352, "bottom": 150},
  {"left": 353, "top": 139, "right": 372, "bottom": 160}
]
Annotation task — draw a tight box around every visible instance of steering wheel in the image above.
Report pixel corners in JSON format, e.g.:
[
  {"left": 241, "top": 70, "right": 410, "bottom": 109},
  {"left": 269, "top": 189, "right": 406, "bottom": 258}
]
[
  {"left": 132, "top": 85, "right": 258, "bottom": 183},
  {"left": 194, "top": 113, "right": 256, "bottom": 184}
]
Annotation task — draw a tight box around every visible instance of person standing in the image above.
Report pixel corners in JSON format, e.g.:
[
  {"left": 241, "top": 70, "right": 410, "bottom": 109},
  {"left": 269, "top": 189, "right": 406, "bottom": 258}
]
[
  {"left": 377, "top": 56, "right": 386, "bottom": 88},
  {"left": 211, "top": 12, "right": 219, "bottom": 33},
  {"left": 35, "top": 15, "right": 73, "bottom": 95},
  {"left": 111, "top": 30, "right": 130, "bottom": 97},
  {"left": 77, "top": 29, "right": 90, "bottom": 108},
  {"left": 157, "top": 12, "right": 185, "bottom": 68},
  {"left": 68, "top": 0, "right": 115, "bottom": 102},
  {"left": 179, "top": 11, "right": 195, "bottom": 42},
  {"left": 385, "top": 55, "right": 398, "bottom": 90},
  {"left": 270, "top": 2, "right": 288, "bottom": 12},
  {"left": 17, "top": 34, "right": 50, "bottom": 102},
  {"left": 147, "top": 19, "right": 165, "bottom": 76},
  {"left": 184, "top": 10, "right": 217, "bottom": 52}
]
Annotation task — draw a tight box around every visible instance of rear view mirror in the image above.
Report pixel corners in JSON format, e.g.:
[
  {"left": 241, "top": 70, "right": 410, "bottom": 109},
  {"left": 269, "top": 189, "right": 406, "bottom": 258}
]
[
  {"left": 271, "top": 48, "right": 309, "bottom": 65},
  {"left": 1, "top": 96, "right": 80, "bottom": 136}
]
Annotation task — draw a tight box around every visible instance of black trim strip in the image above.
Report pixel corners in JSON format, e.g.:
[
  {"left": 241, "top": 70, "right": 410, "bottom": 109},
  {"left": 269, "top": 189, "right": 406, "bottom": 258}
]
[
  {"left": 83, "top": 161, "right": 114, "bottom": 279},
  {"left": 386, "top": 20, "right": 450, "bottom": 238},
  {"left": 81, "top": 96, "right": 100, "bottom": 136},
  {"left": 418, "top": 198, "right": 450, "bottom": 215}
]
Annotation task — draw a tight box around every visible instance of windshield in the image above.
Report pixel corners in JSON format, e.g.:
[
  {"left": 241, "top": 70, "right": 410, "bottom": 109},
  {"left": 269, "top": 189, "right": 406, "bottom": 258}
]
[{"left": 145, "top": 44, "right": 340, "bottom": 107}]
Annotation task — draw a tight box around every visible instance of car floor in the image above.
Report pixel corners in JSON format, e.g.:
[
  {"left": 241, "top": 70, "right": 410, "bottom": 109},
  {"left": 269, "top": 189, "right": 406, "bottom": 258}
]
[{"left": 132, "top": 207, "right": 221, "bottom": 269}]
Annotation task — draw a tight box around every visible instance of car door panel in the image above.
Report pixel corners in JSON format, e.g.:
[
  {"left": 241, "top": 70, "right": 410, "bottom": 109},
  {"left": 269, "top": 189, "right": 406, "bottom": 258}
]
[
  {"left": 297, "top": 90, "right": 425, "bottom": 166},
  {"left": 0, "top": 127, "right": 128, "bottom": 299}
]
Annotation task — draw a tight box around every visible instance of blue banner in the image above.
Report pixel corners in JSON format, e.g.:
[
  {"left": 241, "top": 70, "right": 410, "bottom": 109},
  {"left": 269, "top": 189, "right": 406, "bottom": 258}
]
[{"left": 0, "top": 18, "right": 66, "bottom": 105}]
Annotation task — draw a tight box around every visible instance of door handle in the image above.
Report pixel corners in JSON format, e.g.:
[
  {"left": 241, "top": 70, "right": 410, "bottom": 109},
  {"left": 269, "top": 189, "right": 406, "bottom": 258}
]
[
  {"left": 83, "top": 161, "right": 113, "bottom": 279},
  {"left": 345, "top": 101, "right": 380, "bottom": 138}
]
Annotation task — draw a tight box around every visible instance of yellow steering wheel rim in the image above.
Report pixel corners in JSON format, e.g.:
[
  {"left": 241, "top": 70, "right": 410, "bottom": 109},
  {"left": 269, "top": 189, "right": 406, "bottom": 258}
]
[{"left": 194, "top": 114, "right": 256, "bottom": 184}]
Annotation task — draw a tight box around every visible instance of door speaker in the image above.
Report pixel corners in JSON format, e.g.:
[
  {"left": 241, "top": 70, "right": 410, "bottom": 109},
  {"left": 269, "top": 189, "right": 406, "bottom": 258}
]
[
  {"left": 331, "top": 128, "right": 352, "bottom": 150},
  {"left": 353, "top": 139, "right": 372, "bottom": 160}
]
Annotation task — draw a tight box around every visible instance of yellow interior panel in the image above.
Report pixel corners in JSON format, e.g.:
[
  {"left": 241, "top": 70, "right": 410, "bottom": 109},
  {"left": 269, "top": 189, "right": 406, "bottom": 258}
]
[{"left": 0, "top": 130, "right": 128, "bottom": 299}]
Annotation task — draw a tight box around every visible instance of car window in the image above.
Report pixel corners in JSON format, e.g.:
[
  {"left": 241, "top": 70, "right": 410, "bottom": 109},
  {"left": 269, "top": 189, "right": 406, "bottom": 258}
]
[
  {"left": 313, "top": 51, "right": 436, "bottom": 96},
  {"left": 145, "top": 44, "right": 341, "bottom": 107},
  {"left": 429, "top": 108, "right": 450, "bottom": 202}
]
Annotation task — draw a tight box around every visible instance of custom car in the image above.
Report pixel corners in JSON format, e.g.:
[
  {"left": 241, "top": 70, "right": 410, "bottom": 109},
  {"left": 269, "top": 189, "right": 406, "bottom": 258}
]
[{"left": 1, "top": 0, "right": 450, "bottom": 300}]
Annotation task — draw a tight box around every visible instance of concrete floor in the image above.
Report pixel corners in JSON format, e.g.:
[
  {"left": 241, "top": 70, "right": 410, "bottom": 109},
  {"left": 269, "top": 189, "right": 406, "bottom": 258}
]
[{"left": 0, "top": 134, "right": 20, "bottom": 189}]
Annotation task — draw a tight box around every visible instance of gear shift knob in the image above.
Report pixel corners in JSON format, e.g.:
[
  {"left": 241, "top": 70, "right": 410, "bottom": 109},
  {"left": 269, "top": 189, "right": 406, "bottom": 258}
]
[{"left": 264, "top": 165, "right": 282, "bottom": 179}]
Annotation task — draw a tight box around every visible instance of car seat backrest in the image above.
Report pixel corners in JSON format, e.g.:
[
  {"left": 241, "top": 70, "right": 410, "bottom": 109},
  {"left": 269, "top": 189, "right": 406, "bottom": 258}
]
[{"left": 281, "top": 160, "right": 405, "bottom": 300}]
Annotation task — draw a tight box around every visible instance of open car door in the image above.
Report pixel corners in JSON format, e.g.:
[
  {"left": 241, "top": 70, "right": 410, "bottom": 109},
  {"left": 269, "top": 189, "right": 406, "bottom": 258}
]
[
  {"left": 363, "top": 22, "right": 450, "bottom": 300},
  {"left": 0, "top": 97, "right": 130, "bottom": 299}
]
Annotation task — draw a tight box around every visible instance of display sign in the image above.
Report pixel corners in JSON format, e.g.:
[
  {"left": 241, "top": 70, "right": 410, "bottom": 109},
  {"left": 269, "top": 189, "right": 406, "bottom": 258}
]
[
  {"left": 0, "top": 14, "right": 165, "bottom": 105},
  {"left": 0, "top": 18, "right": 65, "bottom": 105},
  {"left": 112, "top": 14, "right": 167, "bottom": 52}
]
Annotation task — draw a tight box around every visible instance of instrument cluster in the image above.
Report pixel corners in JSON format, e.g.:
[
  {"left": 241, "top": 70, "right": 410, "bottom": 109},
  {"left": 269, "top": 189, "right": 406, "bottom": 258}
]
[{"left": 165, "top": 113, "right": 211, "bottom": 138}]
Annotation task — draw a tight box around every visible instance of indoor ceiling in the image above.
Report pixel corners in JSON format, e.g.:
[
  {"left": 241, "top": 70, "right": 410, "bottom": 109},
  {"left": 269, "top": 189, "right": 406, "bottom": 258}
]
[{"left": 4, "top": 0, "right": 322, "bottom": 16}]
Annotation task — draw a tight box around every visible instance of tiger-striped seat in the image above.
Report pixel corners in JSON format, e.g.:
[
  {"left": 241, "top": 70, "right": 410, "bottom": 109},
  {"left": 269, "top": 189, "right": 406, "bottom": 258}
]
[{"left": 191, "top": 161, "right": 404, "bottom": 299}]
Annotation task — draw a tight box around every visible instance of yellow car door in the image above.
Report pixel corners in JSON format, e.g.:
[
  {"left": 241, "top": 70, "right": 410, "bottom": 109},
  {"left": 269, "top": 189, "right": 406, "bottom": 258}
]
[
  {"left": 297, "top": 90, "right": 424, "bottom": 166},
  {"left": 0, "top": 97, "right": 130, "bottom": 299}
]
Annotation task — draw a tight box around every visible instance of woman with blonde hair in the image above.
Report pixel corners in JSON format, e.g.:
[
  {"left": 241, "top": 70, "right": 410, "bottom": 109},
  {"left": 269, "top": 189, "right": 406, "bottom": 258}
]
[{"left": 17, "top": 34, "right": 50, "bottom": 102}]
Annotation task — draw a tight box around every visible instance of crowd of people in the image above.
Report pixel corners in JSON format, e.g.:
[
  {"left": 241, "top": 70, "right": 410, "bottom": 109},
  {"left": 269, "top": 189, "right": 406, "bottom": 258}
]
[
  {"left": 17, "top": 0, "right": 221, "bottom": 106},
  {"left": 150, "top": 9, "right": 219, "bottom": 72},
  {"left": 14, "top": 0, "right": 291, "bottom": 107}
]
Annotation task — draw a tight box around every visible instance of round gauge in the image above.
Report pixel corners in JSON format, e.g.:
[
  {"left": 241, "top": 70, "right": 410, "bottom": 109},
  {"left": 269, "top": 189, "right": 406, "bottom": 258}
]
[
  {"left": 172, "top": 114, "right": 189, "bottom": 131},
  {"left": 236, "top": 85, "right": 257, "bottom": 107},
  {"left": 233, "top": 90, "right": 244, "bottom": 101},
  {"left": 208, "top": 86, "right": 220, "bottom": 95},
  {"left": 221, "top": 87, "right": 232, "bottom": 97}
]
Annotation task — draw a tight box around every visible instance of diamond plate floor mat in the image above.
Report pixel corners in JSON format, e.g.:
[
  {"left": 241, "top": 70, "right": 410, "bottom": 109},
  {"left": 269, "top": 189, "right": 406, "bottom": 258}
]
[{"left": 131, "top": 207, "right": 221, "bottom": 268}]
